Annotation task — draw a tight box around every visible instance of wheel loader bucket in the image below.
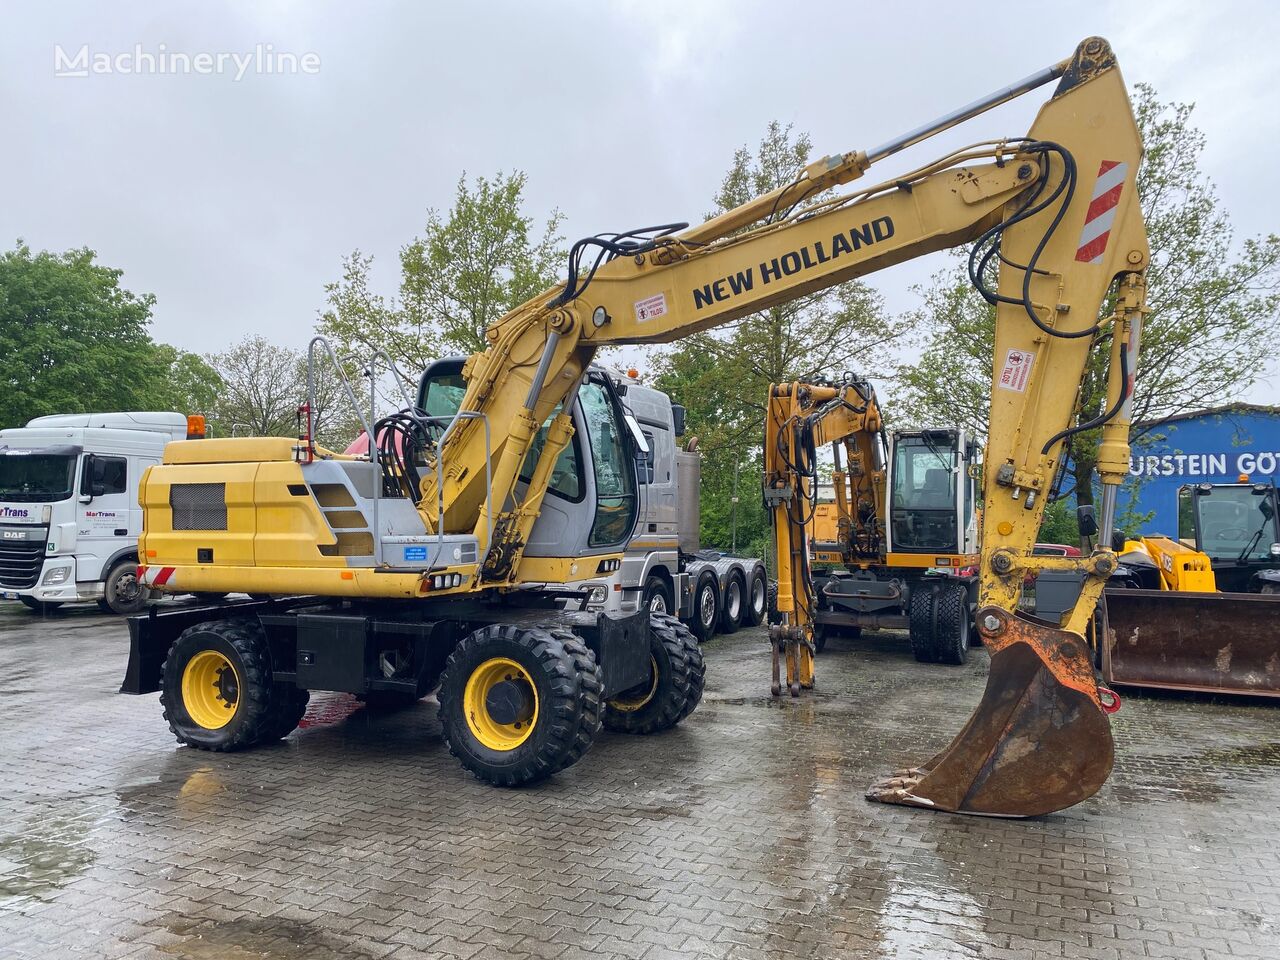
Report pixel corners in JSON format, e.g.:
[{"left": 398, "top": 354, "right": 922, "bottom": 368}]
[
  {"left": 1103, "top": 588, "right": 1280, "bottom": 697},
  {"left": 867, "top": 606, "right": 1115, "bottom": 817}
]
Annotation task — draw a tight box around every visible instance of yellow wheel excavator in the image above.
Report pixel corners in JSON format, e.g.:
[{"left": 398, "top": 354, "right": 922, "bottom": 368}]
[
  {"left": 122, "top": 37, "right": 1148, "bottom": 817},
  {"left": 764, "top": 376, "right": 982, "bottom": 671}
]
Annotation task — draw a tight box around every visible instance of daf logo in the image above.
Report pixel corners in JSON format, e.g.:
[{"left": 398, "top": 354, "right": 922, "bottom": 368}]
[{"left": 2, "top": 531, "right": 24, "bottom": 539}]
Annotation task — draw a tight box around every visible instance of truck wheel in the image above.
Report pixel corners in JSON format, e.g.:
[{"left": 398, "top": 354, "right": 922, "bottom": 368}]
[
  {"left": 687, "top": 570, "right": 720, "bottom": 643},
  {"left": 720, "top": 573, "right": 745, "bottom": 634},
  {"left": 744, "top": 568, "right": 768, "bottom": 626},
  {"left": 20, "top": 596, "right": 64, "bottom": 614},
  {"left": 908, "top": 584, "right": 939, "bottom": 664},
  {"left": 104, "top": 559, "right": 148, "bottom": 615},
  {"left": 160, "top": 619, "right": 275, "bottom": 751},
  {"left": 641, "top": 574, "right": 673, "bottom": 614},
  {"left": 437, "top": 624, "right": 602, "bottom": 787},
  {"left": 813, "top": 621, "right": 830, "bottom": 654},
  {"left": 934, "top": 581, "right": 971, "bottom": 665},
  {"left": 604, "top": 613, "right": 703, "bottom": 733}
]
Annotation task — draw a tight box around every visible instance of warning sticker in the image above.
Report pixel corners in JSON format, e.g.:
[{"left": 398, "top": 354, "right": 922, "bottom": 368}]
[
  {"left": 634, "top": 292, "right": 668, "bottom": 322},
  {"left": 998, "top": 348, "right": 1035, "bottom": 392}
]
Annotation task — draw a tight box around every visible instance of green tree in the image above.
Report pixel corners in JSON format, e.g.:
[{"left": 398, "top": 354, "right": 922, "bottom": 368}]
[
  {"left": 150, "top": 345, "right": 224, "bottom": 426},
  {"left": 896, "top": 85, "right": 1280, "bottom": 539},
  {"left": 318, "top": 171, "right": 565, "bottom": 373},
  {"left": 654, "top": 122, "right": 897, "bottom": 559},
  {"left": 0, "top": 243, "right": 159, "bottom": 427},
  {"left": 204, "top": 335, "right": 363, "bottom": 449}
]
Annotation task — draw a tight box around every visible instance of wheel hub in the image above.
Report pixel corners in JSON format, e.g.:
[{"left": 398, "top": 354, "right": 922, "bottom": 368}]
[
  {"left": 181, "top": 650, "right": 240, "bottom": 730},
  {"left": 463, "top": 658, "right": 540, "bottom": 751},
  {"left": 484, "top": 677, "right": 535, "bottom": 726}
]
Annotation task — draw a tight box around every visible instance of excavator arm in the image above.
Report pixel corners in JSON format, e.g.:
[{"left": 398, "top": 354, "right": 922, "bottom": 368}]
[
  {"left": 764, "top": 378, "right": 886, "bottom": 694},
  {"left": 421, "top": 37, "right": 1147, "bottom": 816}
]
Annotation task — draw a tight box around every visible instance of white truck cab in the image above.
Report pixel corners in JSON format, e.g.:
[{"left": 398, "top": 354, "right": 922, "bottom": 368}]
[
  {"left": 0, "top": 412, "right": 195, "bottom": 614},
  {"left": 567, "top": 371, "right": 768, "bottom": 643}
]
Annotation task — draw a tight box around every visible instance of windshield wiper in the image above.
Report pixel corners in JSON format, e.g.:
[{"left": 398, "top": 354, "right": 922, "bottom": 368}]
[{"left": 1237, "top": 525, "right": 1266, "bottom": 564}]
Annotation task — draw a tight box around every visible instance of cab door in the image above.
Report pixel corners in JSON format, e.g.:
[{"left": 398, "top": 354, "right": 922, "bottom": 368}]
[{"left": 75, "top": 453, "right": 132, "bottom": 582}]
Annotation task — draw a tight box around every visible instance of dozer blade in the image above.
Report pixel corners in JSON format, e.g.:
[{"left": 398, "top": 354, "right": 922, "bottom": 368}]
[
  {"left": 867, "top": 607, "right": 1115, "bottom": 817},
  {"left": 1103, "top": 588, "right": 1280, "bottom": 697}
]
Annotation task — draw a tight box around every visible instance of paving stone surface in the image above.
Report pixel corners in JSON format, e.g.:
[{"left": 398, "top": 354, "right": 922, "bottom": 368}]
[{"left": 1, "top": 600, "right": 1279, "bottom": 959}]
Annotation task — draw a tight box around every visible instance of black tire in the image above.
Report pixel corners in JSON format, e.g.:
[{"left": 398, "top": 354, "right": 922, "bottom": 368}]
[
  {"left": 687, "top": 570, "right": 720, "bottom": 643},
  {"left": 813, "top": 621, "right": 829, "bottom": 655},
  {"left": 258, "top": 685, "right": 310, "bottom": 744},
  {"left": 552, "top": 630, "right": 605, "bottom": 773},
  {"left": 437, "top": 624, "right": 602, "bottom": 787},
  {"left": 20, "top": 596, "right": 64, "bottom": 614},
  {"left": 766, "top": 580, "right": 782, "bottom": 626},
  {"left": 934, "top": 581, "right": 971, "bottom": 665},
  {"left": 160, "top": 618, "right": 275, "bottom": 751},
  {"left": 641, "top": 574, "right": 673, "bottom": 616},
  {"left": 604, "top": 613, "right": 702, "bottom": 733},
  {"left": 908, "top": 584, "right": 939, "bottom": 664},
  {"left": 719, "top": 573, "right": 745, "bottom": 634},
  {"left": 744, "top": 568, "right": 768, "bottom": 626},
  {"left": 104, "top": 559, "right": 147, "bottom": 615}
]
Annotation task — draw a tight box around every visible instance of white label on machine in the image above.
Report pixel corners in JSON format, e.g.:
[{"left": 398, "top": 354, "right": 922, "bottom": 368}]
[
  {"left": 634, "top": 293, "right": 667, "bottom": 322},
  {"left": 997, "top": 348, "right": 1035, "bottom": 392}
]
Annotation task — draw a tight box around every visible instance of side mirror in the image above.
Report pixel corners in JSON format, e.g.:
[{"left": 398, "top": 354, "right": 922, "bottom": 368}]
[
  {"left": 671, "top": 404, "right": 687, "bottom": 438},
  {"left": 1077, "top": 504, "right": 1098, "bottom": 537},
  {"left": 622, "top": 413, "right": 649, "bottom": 457}
]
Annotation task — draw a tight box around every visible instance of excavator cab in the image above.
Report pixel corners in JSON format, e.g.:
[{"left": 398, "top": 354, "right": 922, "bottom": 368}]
[
  {"left": 886, "top": 430, "right": 979, "bottom": 559},
  {"left": 417, "top": 358, "right": 642, "bottom": 557}
]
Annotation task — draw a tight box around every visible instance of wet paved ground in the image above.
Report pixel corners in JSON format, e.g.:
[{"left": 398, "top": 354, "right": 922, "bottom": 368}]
[{"left": 2, "top": 602, "right": 1279, "bottom": 960}]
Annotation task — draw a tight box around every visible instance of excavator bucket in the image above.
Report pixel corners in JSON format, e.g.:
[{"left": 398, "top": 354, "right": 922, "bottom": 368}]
[
  {"left": 867, "top": 607, "right": 1115, "bottom": 817},
  {"left": 1103, "top": 588, "right": 1280, "bottom": 697}
]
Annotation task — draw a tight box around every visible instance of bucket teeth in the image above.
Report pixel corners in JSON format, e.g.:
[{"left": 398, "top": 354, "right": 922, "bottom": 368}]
[{"left": 867, "top": 611, "right": 1115, "bottom": 818}]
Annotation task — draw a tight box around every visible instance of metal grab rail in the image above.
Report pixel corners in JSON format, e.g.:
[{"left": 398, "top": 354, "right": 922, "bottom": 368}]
[
  {"left": 419, "top": 410, "right": 493, "bottom": 564},
  {"left": 302, "top": 336, "right": 494, "bottom": 571}
]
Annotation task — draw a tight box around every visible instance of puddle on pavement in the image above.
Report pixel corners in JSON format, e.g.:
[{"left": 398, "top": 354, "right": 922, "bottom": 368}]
[
  {"left": 157, "top": 912, "right": 379, "bottom": 960},
  {"left": 0, "top": 812, "right": 96, "bottom": 905},
  {"left": 878, "top": 876, "right": 992, "bottom": 957},
  {"left": 1108, "top": 739, "right": 1280, "bottom": 806}
]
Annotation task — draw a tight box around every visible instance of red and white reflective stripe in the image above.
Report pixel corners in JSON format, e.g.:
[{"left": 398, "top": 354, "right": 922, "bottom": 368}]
[
  {"left": 141, "top": 566, "right": 176, "bottom": 586},
  {"left": 1074, "top": 160, "right": 1128, "bottom": 263}
]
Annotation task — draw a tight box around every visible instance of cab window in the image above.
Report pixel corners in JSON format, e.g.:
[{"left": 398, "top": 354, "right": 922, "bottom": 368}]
[
  {"left": 421, "top": 373, "right": 467, "bottom": 421},
  {"left": 519, "top": 403, "right": 582, "bottom": 502},
  {"left": 581, "top": 380, "right": 637, "bottom": 547}
]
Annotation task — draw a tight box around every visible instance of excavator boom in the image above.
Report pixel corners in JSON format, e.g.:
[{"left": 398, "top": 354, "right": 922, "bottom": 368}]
[
  {"left": 427, "top": 37, "right": 1148, "bottom": 817},
  {"left": 141, "top": 37, "right": 1149, "bottom": 817}
]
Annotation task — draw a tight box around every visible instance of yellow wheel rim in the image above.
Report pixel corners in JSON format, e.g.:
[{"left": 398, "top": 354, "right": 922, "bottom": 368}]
[
  {"left": 181, "top": 650, "right": 240, "bottom": 730},
  {"left": 463, "top": 657, "right": 539, "bottom": 751},
  {"left": 609, "top": 655, "right": 659, "bottom": 713}
]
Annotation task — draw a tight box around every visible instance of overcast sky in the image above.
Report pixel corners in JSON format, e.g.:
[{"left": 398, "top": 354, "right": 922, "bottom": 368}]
[{"left": 3, "top": 1, "right": 1277, "bottom": 404}]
